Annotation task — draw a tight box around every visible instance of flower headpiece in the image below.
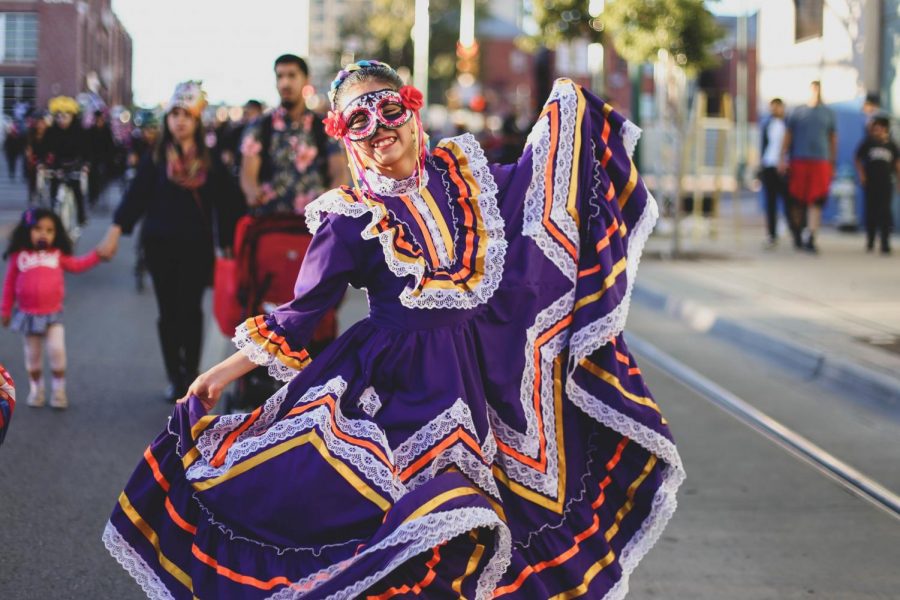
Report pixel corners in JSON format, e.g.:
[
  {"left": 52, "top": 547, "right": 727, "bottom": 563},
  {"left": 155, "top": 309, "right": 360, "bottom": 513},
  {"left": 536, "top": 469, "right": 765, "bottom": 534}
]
[{"left": 168, "top": 81, "right": 208, "bottom": 118}]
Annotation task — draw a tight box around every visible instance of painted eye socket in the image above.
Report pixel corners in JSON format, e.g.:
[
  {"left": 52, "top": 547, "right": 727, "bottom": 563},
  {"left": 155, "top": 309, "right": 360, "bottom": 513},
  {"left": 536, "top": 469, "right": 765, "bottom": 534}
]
[
  {"left": 380, "top": 102, "right": 405, "bottom": 121},
  {"left": 346, "top": 111, "right": 373, "bottom": 132}
]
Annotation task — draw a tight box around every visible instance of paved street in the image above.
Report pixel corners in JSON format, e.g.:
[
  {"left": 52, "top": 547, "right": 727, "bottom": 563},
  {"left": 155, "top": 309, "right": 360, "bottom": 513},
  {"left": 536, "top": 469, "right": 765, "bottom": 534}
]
[{"left": 1, "top": 178, "right": 899, "bottom": 598}]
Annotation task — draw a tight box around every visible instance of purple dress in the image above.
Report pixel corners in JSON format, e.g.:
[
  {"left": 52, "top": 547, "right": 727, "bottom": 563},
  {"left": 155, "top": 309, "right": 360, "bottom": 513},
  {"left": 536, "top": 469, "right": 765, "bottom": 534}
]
[{"left": 105, "top": 80, "right": 684, "bottom": 599}]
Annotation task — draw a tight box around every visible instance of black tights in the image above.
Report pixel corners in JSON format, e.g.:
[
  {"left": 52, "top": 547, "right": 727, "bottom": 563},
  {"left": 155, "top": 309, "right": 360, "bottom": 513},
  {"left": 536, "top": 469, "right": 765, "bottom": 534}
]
[
  {"left": 865, "top": 190, "right": 893, "bottom": 251},
  {"left": 144, "top": 239, "right": 213, "bottom": 391},
  {"left": 760, "top": 167, "right": 787, "bottom": 240}
]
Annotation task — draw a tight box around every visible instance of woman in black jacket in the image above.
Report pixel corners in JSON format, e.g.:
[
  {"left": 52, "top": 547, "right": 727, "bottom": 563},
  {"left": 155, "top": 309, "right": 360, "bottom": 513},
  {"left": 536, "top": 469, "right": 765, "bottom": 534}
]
[{"left": 98, "top": 82, "right": 241, "bottom": 401}]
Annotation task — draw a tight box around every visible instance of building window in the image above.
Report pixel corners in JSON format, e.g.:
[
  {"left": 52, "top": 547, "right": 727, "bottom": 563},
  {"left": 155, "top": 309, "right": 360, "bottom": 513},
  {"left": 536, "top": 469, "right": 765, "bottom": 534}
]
[
  {"left": 2, "top": 13, "right": 39, "bottom": 63},
  {"left": 1, "top": 76, "right": 37, "bottom": 116},
  {"left": 794, "top": 0, "right": 823, "bottom": 42}
]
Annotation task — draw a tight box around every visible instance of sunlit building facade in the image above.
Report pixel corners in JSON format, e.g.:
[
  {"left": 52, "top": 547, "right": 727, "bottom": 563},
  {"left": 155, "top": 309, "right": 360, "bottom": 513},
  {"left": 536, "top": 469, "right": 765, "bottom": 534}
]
[
  {"left": 306, "top": 0, "right": 374, "bottom": 95},
  {"left": 756, "top": 0, "right": 893, "bottom": 111},
  {"left": 0, "top": 0, "right": 131, "bottom": 115}
]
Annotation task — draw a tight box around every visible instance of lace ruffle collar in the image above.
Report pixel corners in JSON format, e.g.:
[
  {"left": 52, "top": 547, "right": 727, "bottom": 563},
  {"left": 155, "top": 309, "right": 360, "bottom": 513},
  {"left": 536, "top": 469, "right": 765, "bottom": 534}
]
[{"left": 364, "top": 167, "right": 429, "bottom": 197}]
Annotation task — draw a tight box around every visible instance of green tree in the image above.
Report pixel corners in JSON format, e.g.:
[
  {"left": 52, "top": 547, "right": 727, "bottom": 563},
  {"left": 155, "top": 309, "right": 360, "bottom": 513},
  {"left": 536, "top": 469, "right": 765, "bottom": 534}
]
[
  {"left": 531, "top": 0, "right": 722, "bottom": 74},
  {"left": 534, "top": 1, "right": 725, "bottom": 258},
  {"left": 598, "top": 0, "right": 723, "bottom": 73},
  {"left": 338, "top": 0, "right": 489, "bottom": 103},
  {"left": 530, "top": 0, "right": 603, "bottom": 48}
]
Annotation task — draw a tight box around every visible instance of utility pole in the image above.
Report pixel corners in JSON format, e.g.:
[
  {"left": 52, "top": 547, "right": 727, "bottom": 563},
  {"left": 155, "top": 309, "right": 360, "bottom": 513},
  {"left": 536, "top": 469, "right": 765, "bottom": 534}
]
[
  {"left": 413, "top": 0, "right": 430, "bottom": 108},
  {"left": 736, "top": 3, "right": 749, "bottom": 188}
]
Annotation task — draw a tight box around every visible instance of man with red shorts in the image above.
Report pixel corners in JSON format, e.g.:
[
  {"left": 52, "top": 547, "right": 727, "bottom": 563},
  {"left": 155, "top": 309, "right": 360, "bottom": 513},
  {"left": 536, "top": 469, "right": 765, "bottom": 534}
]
[{"left": 780, "top": 81, "right": 837, "bottom": 253}]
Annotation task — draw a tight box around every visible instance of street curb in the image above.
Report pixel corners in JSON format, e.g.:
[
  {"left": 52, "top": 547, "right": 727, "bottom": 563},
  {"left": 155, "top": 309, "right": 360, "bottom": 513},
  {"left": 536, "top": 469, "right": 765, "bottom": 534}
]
[{"left": 632, "top": 283, "right": 900, "bottom": 409}]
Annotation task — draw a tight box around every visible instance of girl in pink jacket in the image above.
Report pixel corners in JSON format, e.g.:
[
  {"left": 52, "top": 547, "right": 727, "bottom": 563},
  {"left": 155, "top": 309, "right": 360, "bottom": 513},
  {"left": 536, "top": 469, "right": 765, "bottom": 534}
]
[{"left": 2, "top": 208, "right": 103, "bottom": 409}]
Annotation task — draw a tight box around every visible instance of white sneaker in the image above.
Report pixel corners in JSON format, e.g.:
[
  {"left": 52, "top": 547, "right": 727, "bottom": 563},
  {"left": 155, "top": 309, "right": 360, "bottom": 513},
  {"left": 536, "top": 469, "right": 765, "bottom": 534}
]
[
  {"left": 27, "top": 387, "right": 45, "bottom": 407},
  {"left": 50, "top": 387, "right": 68, "bottom": 410}
]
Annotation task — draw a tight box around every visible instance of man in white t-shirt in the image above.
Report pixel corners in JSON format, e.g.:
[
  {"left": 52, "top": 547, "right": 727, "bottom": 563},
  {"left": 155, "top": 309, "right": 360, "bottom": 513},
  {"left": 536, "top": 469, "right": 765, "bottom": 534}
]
[{"left": 759, "top": 98, "right": 786, "bottom": 247}]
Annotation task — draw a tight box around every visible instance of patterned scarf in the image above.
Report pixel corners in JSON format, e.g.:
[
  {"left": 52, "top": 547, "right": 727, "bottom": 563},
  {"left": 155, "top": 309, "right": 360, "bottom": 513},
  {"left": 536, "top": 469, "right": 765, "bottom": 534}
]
[{"left": 165, "top": 143, "right": 207, "bottom": 190}]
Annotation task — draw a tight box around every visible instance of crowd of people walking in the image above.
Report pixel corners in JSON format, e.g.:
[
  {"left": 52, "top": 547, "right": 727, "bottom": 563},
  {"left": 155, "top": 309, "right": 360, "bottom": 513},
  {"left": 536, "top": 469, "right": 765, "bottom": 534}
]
[{"left": 759, "top": 81, "right": 899, "bottom": 255}]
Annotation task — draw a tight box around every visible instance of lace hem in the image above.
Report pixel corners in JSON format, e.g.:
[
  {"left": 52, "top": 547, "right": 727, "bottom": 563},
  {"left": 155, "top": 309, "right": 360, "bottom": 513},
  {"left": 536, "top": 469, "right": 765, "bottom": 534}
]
[
  {"left": 232, "top": 320, "right": 303, "bottom": 383},
  {"left": 267, "top": 507, "right": 511, "bottom": 600},
  {"left": 102, "top": 522, "right": 175, "bottom": 600},
  {"left": 566, "top": 374, "right": 684, "bottom": 472},
  {"left": 620, "top": 119, "right": 642, "bottom": 159},
  {"left": 603, "top": 464, "right": 683, "bottom": 600},
  {"left": 569, "top": 193, "right": 659, "bottom": 363}
]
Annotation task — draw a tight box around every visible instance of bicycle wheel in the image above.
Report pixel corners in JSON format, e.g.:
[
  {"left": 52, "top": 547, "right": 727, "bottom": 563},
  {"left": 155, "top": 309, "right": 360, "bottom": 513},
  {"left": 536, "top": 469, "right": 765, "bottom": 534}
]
[{"left": 55, "top": 185, "right": 79, "bottom": 242}]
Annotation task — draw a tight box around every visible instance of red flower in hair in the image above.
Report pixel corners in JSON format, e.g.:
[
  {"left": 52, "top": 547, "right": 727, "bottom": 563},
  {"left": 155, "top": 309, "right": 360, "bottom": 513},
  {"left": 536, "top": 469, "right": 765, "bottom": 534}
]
[
  {"left": 324, "top": 111, "right": 348, "bottom": 138},
  {"left": 399, "top": 86, "right": 424, "bottom": 111}
]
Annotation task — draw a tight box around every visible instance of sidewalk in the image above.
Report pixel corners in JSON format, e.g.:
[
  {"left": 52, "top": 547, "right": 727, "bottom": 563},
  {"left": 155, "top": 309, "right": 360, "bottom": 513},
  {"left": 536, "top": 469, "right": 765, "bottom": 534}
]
[{"left": 634, "top": 199, "right": 900, "bottom": 408}]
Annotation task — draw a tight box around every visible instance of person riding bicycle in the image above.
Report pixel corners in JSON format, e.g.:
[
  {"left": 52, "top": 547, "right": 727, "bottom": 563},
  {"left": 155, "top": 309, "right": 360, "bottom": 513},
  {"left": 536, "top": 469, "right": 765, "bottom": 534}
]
[{"left": 41, "top": 96, "right": 89, "bottom": 226}]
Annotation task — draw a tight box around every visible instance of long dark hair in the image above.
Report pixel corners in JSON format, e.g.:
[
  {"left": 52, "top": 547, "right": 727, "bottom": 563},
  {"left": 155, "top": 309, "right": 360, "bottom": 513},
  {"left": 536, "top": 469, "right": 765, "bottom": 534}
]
[
  {"left": 4, "top": 207, "right": 73, "bottom": 259},
  {"left": 153, "top": 109, "right": 211, "bottom": 169}
]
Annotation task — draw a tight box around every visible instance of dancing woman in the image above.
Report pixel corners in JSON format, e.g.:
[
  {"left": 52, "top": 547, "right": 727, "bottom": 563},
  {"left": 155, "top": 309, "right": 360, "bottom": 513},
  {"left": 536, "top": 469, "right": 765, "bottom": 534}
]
[{"left": 105, "top": 60, "right": 684, "bottom": 599}]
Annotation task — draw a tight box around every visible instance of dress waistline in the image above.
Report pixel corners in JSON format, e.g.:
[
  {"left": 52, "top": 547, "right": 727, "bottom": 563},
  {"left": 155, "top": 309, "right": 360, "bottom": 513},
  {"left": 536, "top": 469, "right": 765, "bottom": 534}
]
[{"left": 367, "top": 304, "right": 486, "bottom": 330}]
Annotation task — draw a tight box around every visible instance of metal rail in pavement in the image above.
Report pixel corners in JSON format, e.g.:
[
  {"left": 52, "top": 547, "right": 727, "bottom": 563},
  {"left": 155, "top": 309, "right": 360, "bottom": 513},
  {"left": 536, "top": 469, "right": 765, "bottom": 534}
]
[{"left": 628, "top": 332, "right": 900, "bottom": 522}]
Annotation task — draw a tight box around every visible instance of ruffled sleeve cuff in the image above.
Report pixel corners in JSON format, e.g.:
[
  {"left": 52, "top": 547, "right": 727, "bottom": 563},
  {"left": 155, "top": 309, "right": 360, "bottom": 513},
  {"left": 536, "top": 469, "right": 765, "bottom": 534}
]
[{"left": 232, "top": 315, "right": 311, "bottom": 382}]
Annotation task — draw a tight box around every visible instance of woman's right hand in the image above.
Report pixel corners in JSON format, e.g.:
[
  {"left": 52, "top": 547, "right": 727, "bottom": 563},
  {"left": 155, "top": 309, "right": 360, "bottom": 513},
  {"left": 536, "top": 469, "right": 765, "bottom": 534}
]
[
  {"left": 1, "top": 315, "right": 9, "bottom": 327},
  {"left": 97, "top": 225, "right": 122, "bottom": 260},
  {"left": 180, "top": 370, "right": 229, "bottom": 412},
  {"left": 178, "top": 351, "right": 257, "bottom": 412}
]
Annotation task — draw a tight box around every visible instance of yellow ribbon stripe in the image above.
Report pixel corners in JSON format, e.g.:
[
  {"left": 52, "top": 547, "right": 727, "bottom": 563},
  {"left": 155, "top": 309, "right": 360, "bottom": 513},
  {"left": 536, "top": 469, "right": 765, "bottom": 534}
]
[{"left": 117, "top": 492, "right": 193, "bottom": 592}]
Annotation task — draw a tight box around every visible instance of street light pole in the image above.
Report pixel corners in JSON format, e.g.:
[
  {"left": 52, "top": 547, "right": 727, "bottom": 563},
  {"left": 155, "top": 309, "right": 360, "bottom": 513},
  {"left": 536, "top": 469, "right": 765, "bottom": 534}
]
[
  {"left": 414, "top": 0, "right": 430, "bottom": 109},
  {"left": 460, "top": 0, "right": 475, "bottom": 48},
  {"left": 736, "top": 2, "right": 749, "bottom": 189}
]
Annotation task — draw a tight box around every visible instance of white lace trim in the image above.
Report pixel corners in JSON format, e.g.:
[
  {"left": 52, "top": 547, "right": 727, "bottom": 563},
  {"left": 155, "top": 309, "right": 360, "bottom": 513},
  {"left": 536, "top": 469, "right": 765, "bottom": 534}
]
[
  {"left": 266, "top": 507, "right": 511, "bottom": 600},
  {"left": 621, "top": 119, "right": 642, "bottom": 159},
  {"left": 404, "top": 442, "right": 501, "bottom": 501},
  {"left": 604, "top": 464, "right": 683, "bottom": 600},
  {"left": 488, "top": 289, "right": 571, "bottom": 497},
  {"left": 102, "top": 522, "right": 175, "bottom": 600},
  {"left": 566, "top": 375, "right": 684, "bottom": 473},
  {"left": 305, "top": 188, "right": 371, "bottom": 235},
  {"left": 358, "top": 386, "right": 382, "bottom": 418},
  {"left": 394, "top": 399, "right": 500, "bottom": 499},
  {"left": 306, "top": 135, "right": 508, "bottom": 311},
  {"left": 365, "top": 168, "right": 429, "bottom": 196},
  {"left": 232, "top": 321, "right": 300, "bottom": 383},
  {"left": 407, "top": 188, "right": 454, "bottom": 268},
  {"left": 569, "top": 193, "right": 659, "bottom": 364},
  {"left": 188, "top": 377, "right": 404, "bottom": 500},
  {"left": 523, "top": 80, "right": 581, "bottom": 283}
]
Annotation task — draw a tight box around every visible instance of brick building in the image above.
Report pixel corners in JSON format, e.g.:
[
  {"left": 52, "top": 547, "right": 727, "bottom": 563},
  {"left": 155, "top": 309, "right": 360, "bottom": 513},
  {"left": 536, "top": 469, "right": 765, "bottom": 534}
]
[{"left": 0, "top": 0, "right": 132, "bottom": 116}]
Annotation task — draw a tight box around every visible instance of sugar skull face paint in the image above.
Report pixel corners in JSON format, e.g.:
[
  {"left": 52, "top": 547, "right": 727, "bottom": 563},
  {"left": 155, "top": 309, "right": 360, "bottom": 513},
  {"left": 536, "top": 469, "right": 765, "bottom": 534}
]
[{"left": 341, "top": 89, "right": 412, "bottom": 142}]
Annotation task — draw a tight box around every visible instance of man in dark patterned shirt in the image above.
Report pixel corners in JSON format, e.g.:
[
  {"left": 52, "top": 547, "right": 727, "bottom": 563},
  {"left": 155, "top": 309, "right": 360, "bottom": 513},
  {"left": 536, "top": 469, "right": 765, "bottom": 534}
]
[{"left": 240, "top": 54, "right": 347, "bottom": 216}]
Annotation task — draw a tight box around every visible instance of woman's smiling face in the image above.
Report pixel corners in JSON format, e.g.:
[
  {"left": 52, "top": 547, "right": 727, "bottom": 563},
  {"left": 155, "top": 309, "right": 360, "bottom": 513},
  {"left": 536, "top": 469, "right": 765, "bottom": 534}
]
[{"left": 340, "top": 80, "right": 417, "bottom": 176}]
